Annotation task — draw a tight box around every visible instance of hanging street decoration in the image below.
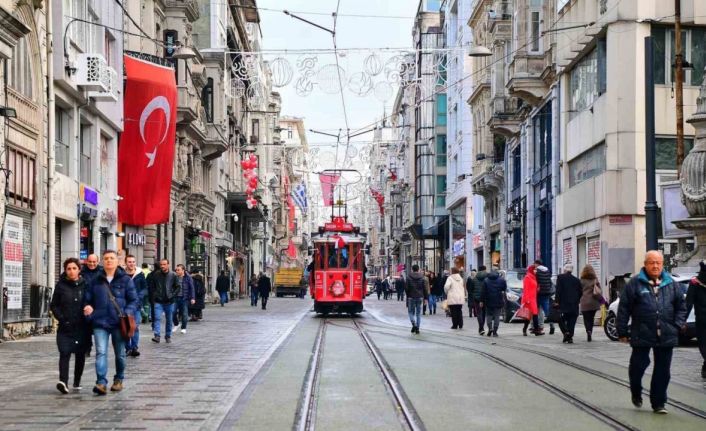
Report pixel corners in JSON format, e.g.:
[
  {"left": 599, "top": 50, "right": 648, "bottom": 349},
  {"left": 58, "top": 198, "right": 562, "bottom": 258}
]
[{"left": 241, "top": 154, "right": 259, "bottom": 209}]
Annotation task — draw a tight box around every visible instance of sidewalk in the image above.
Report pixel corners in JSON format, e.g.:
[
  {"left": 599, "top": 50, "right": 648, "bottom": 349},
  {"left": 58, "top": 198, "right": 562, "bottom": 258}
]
[
  {"left": 364, "top": 297, "right": 706, "bottom": 389},
  {"left": 0, "top": 297, "right": 312, "bottom": 431}
]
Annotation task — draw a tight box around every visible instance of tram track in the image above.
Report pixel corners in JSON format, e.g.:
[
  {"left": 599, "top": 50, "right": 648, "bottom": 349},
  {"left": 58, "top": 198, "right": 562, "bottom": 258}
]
[
  {"left": 294, "top": 318, "right": 425, "bottom": 431},
  {"left": 359, "top": 319, "right": 706, "bottom": 421}
]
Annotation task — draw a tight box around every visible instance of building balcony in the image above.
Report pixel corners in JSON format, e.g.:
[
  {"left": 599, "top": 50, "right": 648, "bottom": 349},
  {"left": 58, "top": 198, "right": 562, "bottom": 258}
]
[
  {"left": 488, "top": 97, "right": 521, "bottom": 137},
  {"left": 507, "top": 49, "right": 553, "bottom": 106},
  {"left": 471, "top": 158, "right": 504, "bottom": 199},
  {"left": 165, "top": 0, "right": 200, "bottom": 22},
  {"left": 201, "top": 123, "right": 228, "bottom": 161},
  {"left": 177, "top": 86, "right": 200, "bottom": 123}
]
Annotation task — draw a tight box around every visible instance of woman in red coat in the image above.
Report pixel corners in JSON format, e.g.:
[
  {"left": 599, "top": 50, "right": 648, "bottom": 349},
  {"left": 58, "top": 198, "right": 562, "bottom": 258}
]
[{"left": 522, "top": 265, "right": 543, "bottom": 336}]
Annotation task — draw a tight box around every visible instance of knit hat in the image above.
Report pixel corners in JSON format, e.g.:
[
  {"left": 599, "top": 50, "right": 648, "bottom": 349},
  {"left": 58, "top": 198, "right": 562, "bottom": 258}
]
[{"left": 698, "top": 260, "right": 706, "bottom": 284}]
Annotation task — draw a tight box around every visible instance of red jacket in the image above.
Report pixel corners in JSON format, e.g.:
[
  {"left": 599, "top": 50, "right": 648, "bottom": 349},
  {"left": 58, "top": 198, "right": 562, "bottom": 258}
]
[{"left": 522, "top": 265, "right": 539, "bottom": 315}]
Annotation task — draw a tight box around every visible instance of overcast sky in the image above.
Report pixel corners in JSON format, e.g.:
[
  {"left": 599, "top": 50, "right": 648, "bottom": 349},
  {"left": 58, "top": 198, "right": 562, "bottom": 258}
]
[{"left": 257, "top": 0, "right": 418, "bottom": 168}]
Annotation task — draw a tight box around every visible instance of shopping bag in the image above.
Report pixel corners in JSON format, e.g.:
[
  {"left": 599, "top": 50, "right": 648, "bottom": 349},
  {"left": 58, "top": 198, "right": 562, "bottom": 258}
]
[
  {"left": 545, "top": 306, "right": 561, "bottom": 323},
  {"left": 513, "top": 304, "right": 532, "bottom": 321},
  {"left": 440, "top": 300, "right": 449, "bottom": 311},
  {"left": 599, "top": 304, "right": 607, "bottom": 326}
]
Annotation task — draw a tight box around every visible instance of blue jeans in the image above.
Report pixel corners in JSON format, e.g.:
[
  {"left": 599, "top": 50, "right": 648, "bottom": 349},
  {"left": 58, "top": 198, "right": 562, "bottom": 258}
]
[
  {"left": 428, "top": 294, "right": 438, "bottom": 314},
  {"left": 126, "top": 311, "right": 142, "bottom": 351},
  {"left": 408, "top": 298, "right": 422, "bottom": 328},
  {"left": 153, "top": 302, "right": 174, "bottom": 337},
  {"left": 93, "top": 327, "right": 126, "bottom": 386},
  {"left": 175, "top": 297, "right": 189, "bottom": 330},
  {"left": 219, "top": 291, "right": 228, "bottom": 305},
  {"left": 250, "top": 289, "right": 258, "bottom": 306},
  {"left": 538, "top": 295, "right": 554, "bottom": 328}
]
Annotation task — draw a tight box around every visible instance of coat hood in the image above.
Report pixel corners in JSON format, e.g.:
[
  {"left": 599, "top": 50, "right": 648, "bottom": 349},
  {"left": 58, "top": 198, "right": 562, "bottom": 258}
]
[
  {"left": 448, "top": 273, "right": 462, "bottom": 282},
  {"left": 536, "top": 265, "right": 549, "bottom": 273},
  {"left": 486, "top": 271, "right": 500, "bottom": 281},
  {"left": 409, "top": 272, "right": 424, "bottom": 280}
]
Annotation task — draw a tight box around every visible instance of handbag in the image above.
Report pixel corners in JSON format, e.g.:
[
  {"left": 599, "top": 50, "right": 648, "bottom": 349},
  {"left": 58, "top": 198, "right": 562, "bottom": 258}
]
[
  {"left": 440, "top": 299, "right": 449, "bottom": 311},
  {"left": 514, "top": 304, "right": 532, "bottom": 321},
  {"left": 599, "top": 304, "right": 607, "bottom": 326},
  {"left": 104, "top": 284, "right": 137, "bottom": 340},
  {"left": 592, "top": 281, "right": 602, "bottom": 299},
  {"left": 545, "top": 306, "right": 561, "bottom": 323}
]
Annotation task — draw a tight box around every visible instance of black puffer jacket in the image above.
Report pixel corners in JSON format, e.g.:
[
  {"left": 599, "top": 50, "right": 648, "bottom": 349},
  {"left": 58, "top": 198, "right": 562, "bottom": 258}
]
[
  {"left": 468, "top": 271, "right": 487, "bottom": 301},
  {"left": 617, "top": 269, "right": 687, "bottom": 348},
  {"left": 149, "top": 270, "right": 180, "bottom": 304},
  {"left": 536, "top": 266, "right": 554, "bottom": 296},
  {"left": 481, "top": 272, "right": 507, "bottom": 309},
  {"left": 50, "top": 274, "right": 88, "bottom": 334},
  {"left": 405, "top": 272, "right": 429, "bottom": 300},
  {"left": 687, "top": 277, "right": 706, "bottom": 330}
]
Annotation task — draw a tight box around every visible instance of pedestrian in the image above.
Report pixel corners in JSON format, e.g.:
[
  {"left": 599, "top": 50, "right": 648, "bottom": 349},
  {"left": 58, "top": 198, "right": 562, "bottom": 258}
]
[
  {"left": 375, "top": 277, "right": 383, "bottom": 300},
  {"left": 80, "top": 254, "right": 102, "bottom": 356},
  {"left": 190, "top": 269, "right": 206, "bottom": 321},
  {"left": 141, "top": 263, "right": 151, "bottom": 278},
  {"left": 50, "top": 257, "right": 90, "bottom": 394},
  {"left": 258, "top": 271, "right": 272, "bottom": 310},
  {"left": 216, "top": 270, "right": 230, "bottom": 306},
  {"left": 481, "top": 269, "right": 507, "bottom": 337},
  {"left": 579, "top": 264, "right": 602, "bottom": 342},
  {"left": 617, "top": 250, "right": 686, "bottom": 414},
  {"left": 430, "top": 270, "right": 446, "bottom": 315},
  {"left": 394, "top": 275, "right": 406, "bottom": 306},
  {"left": 249, "top": 274, "right": 259, "bottom": 306},
  {"left": 405, "top": 264, "right": 430, "bottom": 334},
  {"left": 383, "top": 276, "right": 391, "bottom": 300},
  {"left": 467, "top": 269, "right": 477, "bottom": 317},
  {"left": 396, "top": 273, "right": 406, "bottom": 302},
  {"left": 148, "top": 259, "right": 180, "bottom": 344},
  {"left": 687, "top": 261, "right": 706, "bottom": 379},
  {"left": 82, "top": 250, "right": 139, "bottom": 395},
  {"left": 124, "top": 255, "right": 147, "bottom": 357},
  {"left": 174, "top": 264, "right": 195, "bottom": 334},
  {"left": 299, "top": 275, "right": 308, "bottom": 299},
  {"left": 535, "top": 260, "right": 556, "bottom": 335},
  {"left": 521, "top": 265, "right": 542, "bottom": 336},
  {"left": 554, "top": 264, "right": 582, "bottom": 343},
  {"left": 468, "top": 265, "right": 488, "bottom": 335},
  {"left": 444, "top": 268, "right": 466, "bottom": 329}
]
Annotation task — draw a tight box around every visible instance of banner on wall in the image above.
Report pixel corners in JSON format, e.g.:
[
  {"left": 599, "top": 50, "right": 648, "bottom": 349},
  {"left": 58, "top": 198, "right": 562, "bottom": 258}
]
[{"left": 3, "top": 215, "right": 23, "bottom": 309}]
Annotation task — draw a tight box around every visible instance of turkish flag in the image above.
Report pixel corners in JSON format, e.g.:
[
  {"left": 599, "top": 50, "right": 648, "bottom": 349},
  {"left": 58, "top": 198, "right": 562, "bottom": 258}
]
[
  {"left": 118, "top": 56, "right": 177, "bottom": 225},
  {"left": 319, "top": 173, "right": 340, "bottom": 206},
  {"left": 287, "top": 239, "right": 297, "bottom": 259}
]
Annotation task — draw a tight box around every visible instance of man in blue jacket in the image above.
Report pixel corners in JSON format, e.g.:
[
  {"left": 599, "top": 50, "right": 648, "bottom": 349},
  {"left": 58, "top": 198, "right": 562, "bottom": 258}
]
[
  {"left": 124, "top": 255, "right": 146, "bottom": 357},
  {"left": 617, "top": 250, "right": 686, "bottom": 414},
  {"left": 82, "top": 250, "right": 139, "bottom": 395},
  {"left": 174, "top": 264, "right": 195, "bottom": 334}
]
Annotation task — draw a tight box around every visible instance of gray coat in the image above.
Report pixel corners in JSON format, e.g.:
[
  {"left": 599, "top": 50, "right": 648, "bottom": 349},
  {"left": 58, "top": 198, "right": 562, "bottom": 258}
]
[{"left": 579, "top": 277, "right": 601, "bottom": 312}]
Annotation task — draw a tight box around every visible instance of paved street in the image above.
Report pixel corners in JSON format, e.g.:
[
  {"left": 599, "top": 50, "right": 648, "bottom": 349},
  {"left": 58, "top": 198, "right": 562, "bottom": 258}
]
[{"left": 1, "top": 296, "right": 705, "bottom": 431}]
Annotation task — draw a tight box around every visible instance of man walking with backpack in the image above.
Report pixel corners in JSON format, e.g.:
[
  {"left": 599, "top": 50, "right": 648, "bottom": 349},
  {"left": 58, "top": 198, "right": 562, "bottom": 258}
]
[{"left": 405, "top": 265, "right": 429, "bottom": 334}]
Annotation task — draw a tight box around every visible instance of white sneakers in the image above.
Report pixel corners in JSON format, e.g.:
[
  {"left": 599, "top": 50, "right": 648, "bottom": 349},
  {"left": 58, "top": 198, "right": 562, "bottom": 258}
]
[
  {"left": 180, "top": 329, "right": 186, "bottom": 334},
  {"left": 56, "top": 381, "right": 69, "bottom": 394}
]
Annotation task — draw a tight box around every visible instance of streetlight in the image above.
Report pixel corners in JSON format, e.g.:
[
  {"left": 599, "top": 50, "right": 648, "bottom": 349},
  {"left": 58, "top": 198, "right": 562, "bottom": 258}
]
[{"left": 468, "top": 45, "right": 492, "bottom": 57}]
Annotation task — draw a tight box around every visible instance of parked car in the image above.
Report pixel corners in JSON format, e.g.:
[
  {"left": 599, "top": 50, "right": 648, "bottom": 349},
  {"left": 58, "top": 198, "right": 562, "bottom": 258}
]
[
  {"left": 501, "top": 270, "right": 526, "bottom": 322},
  {"left": 366, "top": 279, "right": 375, "bottom": 296},
  {"left": 603, "top": 274, "right": 697, "bottom": 344}
]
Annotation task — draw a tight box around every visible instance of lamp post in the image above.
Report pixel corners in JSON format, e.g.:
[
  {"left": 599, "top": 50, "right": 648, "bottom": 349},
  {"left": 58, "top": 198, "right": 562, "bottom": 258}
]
[{"left": 645, "top": 36, "right": 658, "bottom": 251}]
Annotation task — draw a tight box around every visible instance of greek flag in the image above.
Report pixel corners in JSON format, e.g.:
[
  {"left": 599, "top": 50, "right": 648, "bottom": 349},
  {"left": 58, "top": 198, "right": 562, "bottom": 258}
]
[{"left": 291, "top": 182, "right": 308, "bottom": 213}]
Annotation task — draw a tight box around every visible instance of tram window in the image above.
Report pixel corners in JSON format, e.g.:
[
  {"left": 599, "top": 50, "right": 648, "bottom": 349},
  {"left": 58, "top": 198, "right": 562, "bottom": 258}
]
[
  {"left": 326, "top": 243, "right": 350, "bottom": 268},
  {"left": 318, "top": 245, "right": 325, "bottom": 269}
]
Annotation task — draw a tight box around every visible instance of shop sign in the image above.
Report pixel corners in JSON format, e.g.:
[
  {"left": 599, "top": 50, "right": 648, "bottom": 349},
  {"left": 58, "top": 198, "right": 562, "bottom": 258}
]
[
  {"left": 453, "top": 238, "right": 465, "bottom": 257},
  {"left": 2, "top": 215, "right": 23, "bottom": 309},
  {"left": 127, "top": 233, "right": 146, "bottom": 246},
  {"left": 562, "top": 238, "right": 572, "bottom": 266},
  {"left": 609, "top": 215, "right": 632, "bottom": 225},
  {"left": 472, "top": 233, "right": 483, "bottom": 249},
  {"left": 81, "top": 185, "right": 98, "bottom": 205}
]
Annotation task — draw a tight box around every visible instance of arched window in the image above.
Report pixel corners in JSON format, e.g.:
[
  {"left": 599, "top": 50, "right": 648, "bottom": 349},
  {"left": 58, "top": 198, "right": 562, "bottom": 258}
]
[{"left": 9, "top": 36, "right": 33, "bottom": 99}]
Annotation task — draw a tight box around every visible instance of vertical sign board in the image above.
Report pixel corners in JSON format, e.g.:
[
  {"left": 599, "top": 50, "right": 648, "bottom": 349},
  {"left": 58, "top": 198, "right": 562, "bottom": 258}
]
[
  {"left": 562, "top": 238, "right": 572, "bottom": 266},
  {"left": 3, "top": 215, "right": 23, "bottom": 309},
  {"left": 587, "top": 236, "right": 601, "bottom": 282}
]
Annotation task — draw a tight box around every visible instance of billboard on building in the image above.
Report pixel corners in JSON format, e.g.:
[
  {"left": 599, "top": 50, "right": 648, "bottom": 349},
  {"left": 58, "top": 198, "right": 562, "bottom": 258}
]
[{"left": 2, "top": 214, "right": 23, "bottom": 309}]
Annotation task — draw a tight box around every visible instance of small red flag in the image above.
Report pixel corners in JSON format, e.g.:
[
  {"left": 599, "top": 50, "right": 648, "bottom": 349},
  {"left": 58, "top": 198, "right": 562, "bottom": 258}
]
[{"left": 319, "top": 173, "right": 341, "bottom": 206}]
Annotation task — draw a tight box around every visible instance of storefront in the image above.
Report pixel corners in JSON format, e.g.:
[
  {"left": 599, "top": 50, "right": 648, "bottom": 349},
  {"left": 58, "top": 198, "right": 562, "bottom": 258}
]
[{"left": 449, "top": 204, "right": 466, "bottom": 270}]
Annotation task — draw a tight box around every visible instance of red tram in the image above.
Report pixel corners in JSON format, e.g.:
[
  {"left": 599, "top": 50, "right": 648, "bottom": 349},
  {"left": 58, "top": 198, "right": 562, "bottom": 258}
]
[{"left": 309, "top": 216, "right": 367, "bottom": 315}]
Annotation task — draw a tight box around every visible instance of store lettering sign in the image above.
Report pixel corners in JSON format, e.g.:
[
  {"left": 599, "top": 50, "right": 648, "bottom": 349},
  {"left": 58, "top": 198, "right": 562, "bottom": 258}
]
[
  {"left": 453, "top": 239, "right": 465, "bottom": 257},
  {"left": 2, "top": 215, "right": 23, "bottom": 309},
  {"left": 127, "top": 233, "right": 146, "bottom": 246}
]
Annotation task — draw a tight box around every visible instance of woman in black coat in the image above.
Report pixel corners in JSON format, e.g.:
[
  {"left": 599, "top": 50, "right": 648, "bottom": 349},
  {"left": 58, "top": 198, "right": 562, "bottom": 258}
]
[
  {"left": 190, "top": 271, "right": 207, "bottom": 320},
  {"left": 50, "top": 257, "right": 90, "bottom": 394}
]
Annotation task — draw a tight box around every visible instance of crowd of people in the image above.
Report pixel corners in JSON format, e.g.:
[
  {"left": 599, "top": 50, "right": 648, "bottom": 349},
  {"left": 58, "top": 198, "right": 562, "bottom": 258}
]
[
  {"left": 372, "top": 250, "right": 705, "bottom": 414},
  {"left": 49, "top": 251, "right": 212, "bottom": 396}
]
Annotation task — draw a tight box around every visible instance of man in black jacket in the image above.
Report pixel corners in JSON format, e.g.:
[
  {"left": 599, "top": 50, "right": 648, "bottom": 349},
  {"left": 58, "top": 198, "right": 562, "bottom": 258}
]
[
  {"left": 617, "top": 251, "right": 686, "bottom": 414},
  {"left": 468, "top": 266, "right": 487, "bottom": 335},
  {"left": 258, "top": 271, "right": 272, "bottom": 310},
  {"left": 148, "top": 259, "right": 180, "bottom": 344},
  {"left": 554, "top": 264, "right": 582, "bottom": 343},
  {"left": 535, "top": 260, "right": 556, "bottom": 334},
  {"left": 686, "top": 260, "right": 706, "bottom": 379},
  {"left": 405, "top": 265, "right": 429, "bottom": 334},
  {"left": 215, "top": 271, "right": 230, "bottom": 306}
]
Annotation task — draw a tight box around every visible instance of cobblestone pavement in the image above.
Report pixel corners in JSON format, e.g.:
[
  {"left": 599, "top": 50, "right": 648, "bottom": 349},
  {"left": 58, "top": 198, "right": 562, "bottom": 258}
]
[
  {"left": 0, "top": 297, "right": 312, "bottom": 431},
  {"left": 364, "top": 296, "right": 706, "bottom": 389}
]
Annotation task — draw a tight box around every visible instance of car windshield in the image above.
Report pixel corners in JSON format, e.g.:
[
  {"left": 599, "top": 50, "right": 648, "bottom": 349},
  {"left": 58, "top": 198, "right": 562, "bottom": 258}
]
[{"left": 504, "top": 271, "right": 524, "bottom": 290}]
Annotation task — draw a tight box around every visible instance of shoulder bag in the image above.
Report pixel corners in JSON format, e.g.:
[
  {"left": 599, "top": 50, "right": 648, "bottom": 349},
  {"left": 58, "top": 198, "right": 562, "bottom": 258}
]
[
  {"left": 103, "top": 283, "right": 136, "bottom": 340},
  {"left": 592, "top": 281, "right": 602, "bottom": 299}
]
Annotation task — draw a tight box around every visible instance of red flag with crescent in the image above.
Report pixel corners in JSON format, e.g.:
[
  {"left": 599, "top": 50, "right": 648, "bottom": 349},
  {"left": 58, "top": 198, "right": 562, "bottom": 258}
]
[
  {"left": 118, "top": 55, "right": 177, "bottom": 224},
  {"left": 319, "top": 173, "right": 340, "bottom": 206}
]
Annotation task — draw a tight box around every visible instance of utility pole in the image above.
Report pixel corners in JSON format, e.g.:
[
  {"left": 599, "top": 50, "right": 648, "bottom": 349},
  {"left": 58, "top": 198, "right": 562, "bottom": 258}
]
[
  {"left": 645, "top": 36, "right": 659, "bottom": 251},
  {"left": 675, "top": 0, "right": 685, "bottom": 177}
]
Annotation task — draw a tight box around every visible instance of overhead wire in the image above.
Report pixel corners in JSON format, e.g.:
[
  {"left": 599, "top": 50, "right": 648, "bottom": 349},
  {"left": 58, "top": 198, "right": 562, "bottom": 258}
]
[{"left": 331, "top": 0, "right": 351, "bottom": 170}]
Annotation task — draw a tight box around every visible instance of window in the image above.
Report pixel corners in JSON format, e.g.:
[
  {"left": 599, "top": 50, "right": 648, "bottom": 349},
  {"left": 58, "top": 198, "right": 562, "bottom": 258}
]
[
  {"left": 80, "top": 124, "right": 92, "bottom": 184},
  {"left": 436, "top": 93, "right": 447, "bottom": 126},
  {"left": 436, "top": 175, "right": 446, "bottom": 207},
  {"left": 70, "top": 0, "right": 99, "bottom": 52},
  {"left": 652, "top": 26, "right": 706, "bottom": 87},
  {"left": 568, "top": 142, "right": 606, "bottom": 187},
  {"left": 251, "top": 119, "right": 260, "bottom": 143},
  {"left": 9, "top": 37, "right": 33, "bottom": 98},
  {"left": 512, "top": 146, "right": 521, "bottom": 189},
  {"left": 533, "top": 101, "right": 552, "bottom": 170},
  {"left": 529, "top": 0, "right": 542, "bottom": 53},
  {"left": 436, "top": 134, "right": 447, "bottom": 167},
  {"left": 104, "top": 31, "right": 114, "bottom": 67},
  {"left": 493, "top": 134, "right": 506, "bottom": 163},
  {"left": 4, "top": 146, "right": 35, "bottom": 210},
  {"left": 202, "top": 78, "right": 214, "bottom": 123},
  {"left": 287, "top": 126, "right": 293, "bottom": 139},
  {"left": 55, "top": 108, "right": 70, "bottom": 176},
  {"left": 656, "top": 137, "right": 694, "bottom": 170},
  {"left": 569, "top": 45, "right": 606, "bottom": 112}
]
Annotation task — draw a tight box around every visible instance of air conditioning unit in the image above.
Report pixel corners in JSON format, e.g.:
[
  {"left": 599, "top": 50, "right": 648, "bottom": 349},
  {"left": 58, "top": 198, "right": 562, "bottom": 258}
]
[
  {"left": 88, "top": 66, "right": 119, "bottom": 101},
  {"left": 75, "top": 54, "right": 110, "bottom": 92}
]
